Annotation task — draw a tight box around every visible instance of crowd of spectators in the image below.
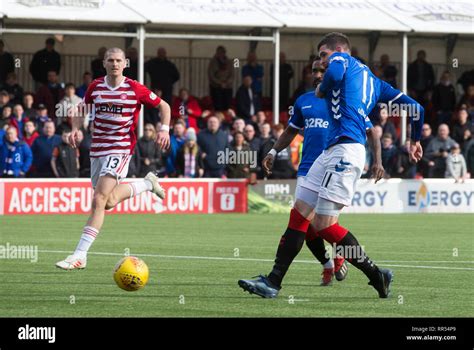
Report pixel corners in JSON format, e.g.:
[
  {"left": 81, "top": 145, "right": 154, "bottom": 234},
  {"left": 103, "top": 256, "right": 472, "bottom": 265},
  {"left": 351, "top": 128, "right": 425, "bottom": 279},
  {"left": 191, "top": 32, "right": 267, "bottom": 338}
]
[{"left": 0, "top": 38, "right": 473, "bottom": 182}]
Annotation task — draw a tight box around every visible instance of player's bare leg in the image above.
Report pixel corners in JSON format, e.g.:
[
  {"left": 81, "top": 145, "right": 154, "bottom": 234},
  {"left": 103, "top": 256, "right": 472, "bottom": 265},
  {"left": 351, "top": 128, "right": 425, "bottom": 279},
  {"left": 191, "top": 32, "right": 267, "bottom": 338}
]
[
  {"left": 55, "top": 175, "right": 117, "bottom": 270},
  {"left": 105, "top": 173, "right": 165, "bottom": 210},
  {"left": 56, "top": 173, "right": 165, "bottom": 270},
  {"left": 86, "top": 175, "right": 119, "bottom": 230}
]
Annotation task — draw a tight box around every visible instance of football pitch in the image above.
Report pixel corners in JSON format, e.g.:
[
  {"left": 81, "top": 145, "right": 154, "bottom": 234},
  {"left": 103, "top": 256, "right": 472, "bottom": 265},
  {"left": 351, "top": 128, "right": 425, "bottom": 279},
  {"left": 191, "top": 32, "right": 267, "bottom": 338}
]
[{"left": 1, "top": 213, "right": 473, "bottom": 318}]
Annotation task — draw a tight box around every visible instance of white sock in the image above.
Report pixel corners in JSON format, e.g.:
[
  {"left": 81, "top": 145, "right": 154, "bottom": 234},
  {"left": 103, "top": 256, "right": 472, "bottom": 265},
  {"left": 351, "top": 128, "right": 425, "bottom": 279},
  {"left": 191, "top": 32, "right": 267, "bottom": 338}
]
[
  {"left": 129, "top": 179, "right": 153, "bottom": 197},
  {"left": 323, "top": 259, "right": 334, "bottom": 269},
  {"left": 74, "top": 226, "right": 99, "bottom": 258}
]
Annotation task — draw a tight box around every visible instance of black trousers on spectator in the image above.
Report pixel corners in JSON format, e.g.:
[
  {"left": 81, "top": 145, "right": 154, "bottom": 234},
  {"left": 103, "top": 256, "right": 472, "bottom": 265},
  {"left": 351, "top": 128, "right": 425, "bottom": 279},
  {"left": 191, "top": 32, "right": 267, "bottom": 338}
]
[{"left": 210, "top": 86, "right": 232, "bottom": 111}]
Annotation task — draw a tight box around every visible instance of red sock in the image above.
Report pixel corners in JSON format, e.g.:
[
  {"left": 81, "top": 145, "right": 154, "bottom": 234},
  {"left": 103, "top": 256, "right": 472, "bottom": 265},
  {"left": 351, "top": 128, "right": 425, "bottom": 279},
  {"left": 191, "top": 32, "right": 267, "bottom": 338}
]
[
  {"left": 305, "top": 224, "right": 319, "bottom": 242},
  {"left": 287, "top": 208, "right": 310, "bottom": 233},
  {"left": 317, "top": 223, "right": 348, "bottom": 244}
]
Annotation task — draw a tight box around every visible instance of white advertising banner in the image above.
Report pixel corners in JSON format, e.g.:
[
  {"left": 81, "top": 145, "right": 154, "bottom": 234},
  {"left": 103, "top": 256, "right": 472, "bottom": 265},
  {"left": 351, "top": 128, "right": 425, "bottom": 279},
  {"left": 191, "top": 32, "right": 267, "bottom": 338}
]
[{"left": 345, "top": 179, "right": 474, "bottom": 213}]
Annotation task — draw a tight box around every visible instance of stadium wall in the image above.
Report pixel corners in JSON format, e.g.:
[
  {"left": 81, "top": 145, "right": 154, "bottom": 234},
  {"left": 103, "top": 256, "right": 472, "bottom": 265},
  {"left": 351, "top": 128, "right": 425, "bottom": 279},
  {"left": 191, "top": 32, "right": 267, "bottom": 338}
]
[
  {"left": 249, "top": 179, "right": 474, "bottom": 214},
  {"left": 0, "top": 179, "right": 472, "bottom": 215},
  {"left": 0, "top": 179, "right": 247, "bottom": 215}
]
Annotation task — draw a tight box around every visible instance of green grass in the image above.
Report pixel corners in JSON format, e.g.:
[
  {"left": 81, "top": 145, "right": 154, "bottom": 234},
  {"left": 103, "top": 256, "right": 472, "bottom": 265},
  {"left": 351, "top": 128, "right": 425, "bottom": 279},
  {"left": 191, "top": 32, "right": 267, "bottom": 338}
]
[{"left": 0, "top": 214, "right": 473, "bottom": 317}]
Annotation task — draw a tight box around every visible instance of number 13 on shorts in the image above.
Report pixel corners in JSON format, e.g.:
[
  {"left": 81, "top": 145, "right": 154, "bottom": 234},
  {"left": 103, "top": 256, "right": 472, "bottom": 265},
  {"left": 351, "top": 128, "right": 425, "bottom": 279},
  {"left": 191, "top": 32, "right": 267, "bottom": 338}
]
[{"left": 105, "top": 156, "right": 121, "bottom": 170}]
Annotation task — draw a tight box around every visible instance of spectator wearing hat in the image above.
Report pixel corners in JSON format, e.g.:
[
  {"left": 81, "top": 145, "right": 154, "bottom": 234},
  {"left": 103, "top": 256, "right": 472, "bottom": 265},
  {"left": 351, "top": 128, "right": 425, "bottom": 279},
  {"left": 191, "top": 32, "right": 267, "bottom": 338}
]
[
  {"left": 33, "top": 104, "right": 51, "bottom": 135},
  {"left": 176, "top": 128, "right": 204, "bottom": 178},
  {"left": 0, "top": 40, "right": 15, "bottom": 86},
  {"left": 0, "top": 126, "right": 32, "bottom": 178},
  {"left": 29, "top": 38, "right": 61, "bottom": 87},
  {"left": 445, "top": 143, "right": 467, "bottom": 182}
]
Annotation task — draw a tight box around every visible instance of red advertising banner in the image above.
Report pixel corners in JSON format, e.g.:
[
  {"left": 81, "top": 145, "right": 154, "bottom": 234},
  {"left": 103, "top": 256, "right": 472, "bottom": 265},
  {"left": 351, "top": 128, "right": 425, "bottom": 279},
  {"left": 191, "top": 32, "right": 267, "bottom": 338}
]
[{"left": 0, "top": 179, "right": 247, "bottom": 215}]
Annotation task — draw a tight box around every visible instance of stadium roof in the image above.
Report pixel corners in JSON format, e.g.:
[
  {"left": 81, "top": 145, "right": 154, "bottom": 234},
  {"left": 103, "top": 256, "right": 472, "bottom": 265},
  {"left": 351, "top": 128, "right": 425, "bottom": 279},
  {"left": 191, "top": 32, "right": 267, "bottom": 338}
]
[
  {"left": 251, "top": 0, "right": 411, "bottom": 32},
  {"left": 0, "top": 0, "right": 472, "bottom": 35},
  {"left": 120, "top": 0, "right": 282, "bottom": 29},
  {"left": 372, "top": 1, "right": 474, "bottom": 35},
  {"left": 0, "top": 0, "right": 146, "bottom": 24}
]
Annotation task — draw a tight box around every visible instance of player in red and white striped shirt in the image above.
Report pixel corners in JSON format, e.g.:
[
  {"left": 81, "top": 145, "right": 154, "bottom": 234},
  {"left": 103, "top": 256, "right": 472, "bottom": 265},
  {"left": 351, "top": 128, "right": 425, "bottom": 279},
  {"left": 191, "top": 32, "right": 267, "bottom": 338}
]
[{"left": 56, "top": 48, "right": 171, "bottom": 270}]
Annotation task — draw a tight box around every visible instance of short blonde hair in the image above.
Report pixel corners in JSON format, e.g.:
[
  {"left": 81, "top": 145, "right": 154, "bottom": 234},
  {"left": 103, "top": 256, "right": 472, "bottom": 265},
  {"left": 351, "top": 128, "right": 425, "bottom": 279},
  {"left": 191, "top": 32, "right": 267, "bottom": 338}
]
[{"left": 104, "top": 47, "right": 126, "bottom": 60}]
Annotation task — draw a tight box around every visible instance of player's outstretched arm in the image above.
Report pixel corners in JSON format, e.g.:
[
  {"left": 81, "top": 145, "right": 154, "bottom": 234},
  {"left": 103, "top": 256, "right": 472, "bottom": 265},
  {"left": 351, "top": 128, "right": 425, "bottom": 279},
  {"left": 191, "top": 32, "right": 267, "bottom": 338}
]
[
  {"left": 378, "top": 81, "right": 424, "bottom": 163},
  {"left": 366, "top": 127, "right": 384, "bottom": 183},
  {"left": 156, "top": 99, "right": 171, "bottom": 150},
  {"left": 263, "top": 126, "right": 299, "bottom": 176}
]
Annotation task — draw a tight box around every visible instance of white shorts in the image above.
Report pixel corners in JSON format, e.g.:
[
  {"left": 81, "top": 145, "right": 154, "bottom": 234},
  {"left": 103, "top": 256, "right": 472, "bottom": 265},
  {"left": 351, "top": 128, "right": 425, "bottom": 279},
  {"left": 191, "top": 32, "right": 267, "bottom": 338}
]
[
  {"left": 300, "top": 143, "right": 366, "bottom": 207},
  {"left": 90, "top": 154, "right": 131, "bottom": 188},
  {"left": 295, "top": 176, "right": 319, "bottom": 208}
]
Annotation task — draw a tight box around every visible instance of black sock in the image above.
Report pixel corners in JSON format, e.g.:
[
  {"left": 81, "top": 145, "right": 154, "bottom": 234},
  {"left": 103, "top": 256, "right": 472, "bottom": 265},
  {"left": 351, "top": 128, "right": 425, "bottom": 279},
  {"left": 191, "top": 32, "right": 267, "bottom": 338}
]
[
  {"left": 337, "top": 232, "right": 380, "bottom": 281},
  {"left": 306, "top": 236, "right": 330, "bottom": 265},
  {"left": 268, "top": 228, "right": 306, "bottom": 287}
]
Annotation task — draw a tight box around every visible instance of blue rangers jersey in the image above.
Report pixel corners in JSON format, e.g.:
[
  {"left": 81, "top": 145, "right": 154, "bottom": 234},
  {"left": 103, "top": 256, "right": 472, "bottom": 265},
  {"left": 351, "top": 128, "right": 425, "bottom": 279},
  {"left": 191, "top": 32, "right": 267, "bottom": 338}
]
[
  {"left": 319, "top": 52, "right": 423, "bottom": 148},
  {"left": 289, "top": 91, "right": 331, "bottom": 176}
]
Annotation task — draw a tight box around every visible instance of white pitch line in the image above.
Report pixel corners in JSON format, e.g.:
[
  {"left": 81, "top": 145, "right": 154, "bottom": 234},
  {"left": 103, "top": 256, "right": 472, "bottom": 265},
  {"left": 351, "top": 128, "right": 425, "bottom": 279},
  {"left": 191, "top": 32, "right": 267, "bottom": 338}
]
[
  {"left": 378, "top": 260, "right": 474, "bottom": 264},
  {"left": 39, "top": 250, "right": 474, "bottom": 271}
]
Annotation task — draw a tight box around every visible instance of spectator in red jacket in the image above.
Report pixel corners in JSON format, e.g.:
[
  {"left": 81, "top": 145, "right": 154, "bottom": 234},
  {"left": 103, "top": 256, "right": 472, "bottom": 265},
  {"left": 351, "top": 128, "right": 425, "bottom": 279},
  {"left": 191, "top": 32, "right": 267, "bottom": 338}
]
[
  {"left": 171, "top": 88, "right": 202, "bottom": 130},
  {"left": 9, "top": 104, "right": 29, "bottom": 140},
  {"left": 23, "top": 120, "right": 39, "bottom": 147}
]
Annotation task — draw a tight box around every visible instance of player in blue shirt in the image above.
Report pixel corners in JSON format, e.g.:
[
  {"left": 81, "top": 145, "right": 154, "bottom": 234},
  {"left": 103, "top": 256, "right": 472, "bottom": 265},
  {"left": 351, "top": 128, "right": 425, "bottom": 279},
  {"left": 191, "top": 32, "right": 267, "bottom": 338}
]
[
  {"left": 267, "top": 60, "right": 348, "bottom": 286},
  {"left": 239, "top": 33, "right": 423, "bottom": 299},
  {"left": 239, "top": 59, "right": 383, "bottom": 296}
]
